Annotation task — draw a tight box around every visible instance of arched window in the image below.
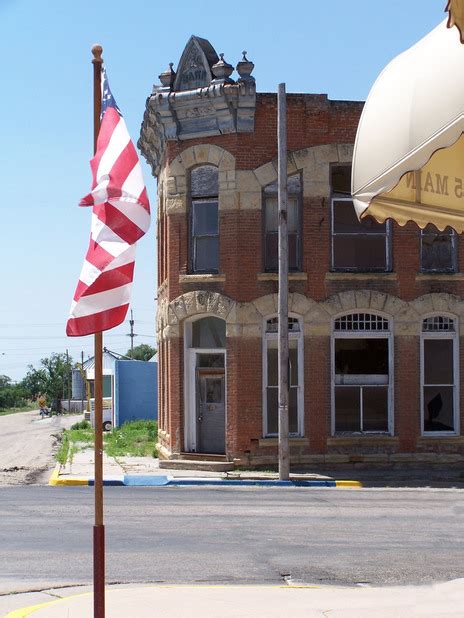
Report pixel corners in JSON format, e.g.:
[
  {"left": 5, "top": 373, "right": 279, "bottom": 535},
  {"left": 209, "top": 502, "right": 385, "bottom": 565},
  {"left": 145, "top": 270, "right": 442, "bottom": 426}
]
[
  {"left": 191, "top": 316, "right": 226, "bottom": 349},
  {"left": 332, "top": 312, "right": 392, "bottom": 434},
  {"left": 189, "top": 165, "right": 219, "bottom": 273},
  {"left": 263, "top": 315, "right": 304, "bottom": 437},
  {"left": 421, "top": 315, "right": 459, "bottom": 434},
  {"left": 263, "top": 174, "right": 302, "bottom": 272}
]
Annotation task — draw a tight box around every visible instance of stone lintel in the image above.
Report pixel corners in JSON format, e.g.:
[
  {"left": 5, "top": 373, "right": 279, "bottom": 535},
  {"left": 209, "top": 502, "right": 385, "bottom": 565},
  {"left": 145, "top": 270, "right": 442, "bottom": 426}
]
[
  {"left": 179, "top": 273, "right": 226, "bottom": 284},
  {"left": 257, "top": 272, "right": 308, "bottom": 281}
]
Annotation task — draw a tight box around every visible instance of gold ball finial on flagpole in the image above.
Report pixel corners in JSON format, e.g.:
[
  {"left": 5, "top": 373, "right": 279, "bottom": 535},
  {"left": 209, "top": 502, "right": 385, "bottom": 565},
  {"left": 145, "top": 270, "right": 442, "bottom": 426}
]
[
  {"left": 91, "top": 44, "right": 103, "bottom": 64},
  {"left": 446, "top": 0, "right": 464, "bottom": 43}
]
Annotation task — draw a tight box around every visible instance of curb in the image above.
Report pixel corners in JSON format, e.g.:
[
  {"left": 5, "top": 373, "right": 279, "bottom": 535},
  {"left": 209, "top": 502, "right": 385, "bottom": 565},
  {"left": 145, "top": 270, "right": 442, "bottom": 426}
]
[
  {"left": 48, "top": 468, "right": 362, "bottom": 488},
  {"left": 5, "top": 592, "right": 90, "bottom": 617},
  {"left": 48, "top": 464, "right": 88, "bottom": 486},
  {"left": 5, "top": 585, "right": 327, "bottom": 618}
]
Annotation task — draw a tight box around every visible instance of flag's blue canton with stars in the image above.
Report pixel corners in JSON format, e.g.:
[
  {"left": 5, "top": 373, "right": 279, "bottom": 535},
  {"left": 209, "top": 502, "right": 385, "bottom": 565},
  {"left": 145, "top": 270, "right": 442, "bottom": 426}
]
[{"left": 101, "top": 68, "right": 121, "bottom": 117}]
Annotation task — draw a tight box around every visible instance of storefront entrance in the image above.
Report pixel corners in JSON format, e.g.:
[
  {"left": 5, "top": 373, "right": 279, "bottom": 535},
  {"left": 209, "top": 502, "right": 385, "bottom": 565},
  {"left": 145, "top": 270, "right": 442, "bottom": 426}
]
[
  {"left": 196, "top": 362, "right": 225, "bottom": 454},
  {"left": 184, "top": 317, "right": 226, "bottom": 454}
]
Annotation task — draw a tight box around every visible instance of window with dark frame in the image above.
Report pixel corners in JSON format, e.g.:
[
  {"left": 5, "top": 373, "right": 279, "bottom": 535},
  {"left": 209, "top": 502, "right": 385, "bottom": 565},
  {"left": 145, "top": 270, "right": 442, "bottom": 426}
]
[
  {"left": 333, "top": 313, "right": 391, "bottom": 434},
  {"left": 331, "top": 165, "right": 391, "bottom": 272},
  {"left": 190, "top": 165, "right": 219, "bottom": 273},
  {"left": 421, "top": 316, "right": 458, "bottom": 434},
  {"left": 263, "top": 175, "right": 302, "bottom": 272},
  {"left": 420, "top": 225, "right": 457, "bottom": 273}
]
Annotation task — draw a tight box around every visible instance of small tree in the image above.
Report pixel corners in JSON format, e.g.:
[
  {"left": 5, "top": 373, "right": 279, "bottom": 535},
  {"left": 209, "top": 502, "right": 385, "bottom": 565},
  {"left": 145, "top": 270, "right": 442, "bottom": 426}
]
[
  {"left": 0, "top": 384, "right": 27, "bottom": 409},
  {"left": 0, "top": 375, "right": 12, "bottom": 389},
  {"left": 21, "top": 367, "right": 47, "bottom": 400},
  {"left": 125, "top": 344, "right": 157, "bottom": 362},
  {"left": 21, "top": 353, "right": 73, "bottom": 411}
]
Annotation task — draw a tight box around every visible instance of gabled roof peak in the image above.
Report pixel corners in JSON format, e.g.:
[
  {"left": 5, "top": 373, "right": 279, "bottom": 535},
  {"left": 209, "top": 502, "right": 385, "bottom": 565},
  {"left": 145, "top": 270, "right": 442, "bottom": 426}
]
[{"left": 173, "top": 35, "right": 219, "bottom": 92}]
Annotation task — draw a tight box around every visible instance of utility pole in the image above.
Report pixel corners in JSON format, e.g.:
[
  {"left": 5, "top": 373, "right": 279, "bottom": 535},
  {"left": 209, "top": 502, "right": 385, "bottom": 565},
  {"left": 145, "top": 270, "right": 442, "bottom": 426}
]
[
  {"left": 277, "top": 83, "right": 290, "bottom": 481},
  {"left": 81, "top": 351, "right": 85, "bottom": 414},
  {"left": 66, "top": 348, "right": 71, "bottom": 413},
  {"left": 128, "top": 309, "right": 136, "bottom": 353}
]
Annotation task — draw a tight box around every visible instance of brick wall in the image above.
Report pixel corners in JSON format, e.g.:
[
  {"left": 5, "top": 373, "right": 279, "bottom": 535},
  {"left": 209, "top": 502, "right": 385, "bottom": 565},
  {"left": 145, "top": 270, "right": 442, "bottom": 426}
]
[{"left": 154, "top": 91, "right": 464, "bottom": 467}]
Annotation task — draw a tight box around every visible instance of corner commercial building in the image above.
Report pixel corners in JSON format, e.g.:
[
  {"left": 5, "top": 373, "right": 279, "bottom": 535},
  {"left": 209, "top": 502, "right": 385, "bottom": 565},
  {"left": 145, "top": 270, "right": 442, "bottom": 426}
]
[{"left": 139, "top": 36, "right": 464, "bottom": 469}]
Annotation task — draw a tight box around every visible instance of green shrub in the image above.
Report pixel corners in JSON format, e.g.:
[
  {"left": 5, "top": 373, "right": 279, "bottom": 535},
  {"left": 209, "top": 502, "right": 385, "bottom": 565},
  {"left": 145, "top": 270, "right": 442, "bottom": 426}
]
[{"left": 70, "top": 420, "right": 91, "bottom": 430}]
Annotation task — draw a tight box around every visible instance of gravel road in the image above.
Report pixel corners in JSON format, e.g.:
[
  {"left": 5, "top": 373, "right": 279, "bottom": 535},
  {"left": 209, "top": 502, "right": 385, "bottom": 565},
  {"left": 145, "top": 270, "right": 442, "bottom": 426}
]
[{"left": 0, "top": 411, "right": 81, "bottom": 485}]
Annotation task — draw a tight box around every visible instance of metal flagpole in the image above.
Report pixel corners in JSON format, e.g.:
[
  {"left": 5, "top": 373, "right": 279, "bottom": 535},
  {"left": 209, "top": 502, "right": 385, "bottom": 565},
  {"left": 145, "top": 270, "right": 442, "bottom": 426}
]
[
  {"left": 91, "top": 43, "right": 105, "bottom": 618},
  {"left": 277, "top": 83, "right": 290, "bottom": 481}
]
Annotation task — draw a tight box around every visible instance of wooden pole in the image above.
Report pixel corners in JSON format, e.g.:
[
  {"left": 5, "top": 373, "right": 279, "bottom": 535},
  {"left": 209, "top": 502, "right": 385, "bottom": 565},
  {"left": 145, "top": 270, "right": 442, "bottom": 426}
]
[
  {"left": 81, "top": 350, "right": 85, "bottom": 413},
  {"left": 91, "top": 43, "right": 105, "bottom": 618},
  {"left": 277, "top": 83, "right": 290, "bottom": 481},
  {"left": 66, "top": 348, "right": 71, "bottom": 413}
]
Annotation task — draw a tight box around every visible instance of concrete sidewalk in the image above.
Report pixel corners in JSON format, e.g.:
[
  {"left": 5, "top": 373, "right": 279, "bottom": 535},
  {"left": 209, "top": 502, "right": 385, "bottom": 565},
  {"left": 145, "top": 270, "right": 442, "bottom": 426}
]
[
  {"left": 49, "top": 449, "right": 361, "bottom": 488},
  {"left": 5, "top": 580, "right": 464, "bottom": 617}
]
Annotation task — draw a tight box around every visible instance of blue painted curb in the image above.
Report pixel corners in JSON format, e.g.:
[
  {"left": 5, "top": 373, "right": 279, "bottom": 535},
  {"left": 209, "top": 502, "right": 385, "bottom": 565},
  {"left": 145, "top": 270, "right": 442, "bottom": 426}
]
[
  {"left": 58, "top": 475, "right": 360, "bottom": 488},
  {"left": 89, "top": 479, "right": 125, "bottom": 486},
  {"left": 117, "top": 477, "right": 339, "bottom": 488},
  {"left": 123, "top": 475, "right": 171, "bottom": 486},
  {"left": 165, "top": 479, "right": 337, "bottom": 488}
]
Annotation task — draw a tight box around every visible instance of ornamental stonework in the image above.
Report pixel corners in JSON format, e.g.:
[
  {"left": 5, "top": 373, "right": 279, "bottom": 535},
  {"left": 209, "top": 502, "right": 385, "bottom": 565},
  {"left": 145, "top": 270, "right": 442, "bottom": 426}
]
[{"left": 139, "top": 36, "right": 256, "bottom": 176}]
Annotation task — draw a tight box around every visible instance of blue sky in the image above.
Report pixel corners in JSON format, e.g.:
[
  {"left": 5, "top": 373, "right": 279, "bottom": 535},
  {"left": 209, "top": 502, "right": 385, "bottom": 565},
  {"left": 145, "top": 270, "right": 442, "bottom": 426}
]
[{"left": 1, "top": 0, "right": 445, "bottom": 380}]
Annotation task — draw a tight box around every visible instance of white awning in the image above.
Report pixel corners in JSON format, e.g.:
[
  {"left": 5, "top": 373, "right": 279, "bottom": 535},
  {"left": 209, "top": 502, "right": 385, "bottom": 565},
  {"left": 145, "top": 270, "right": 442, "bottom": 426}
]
[{"left": 352, "top": 18, "right": 464, "bottom": 232}]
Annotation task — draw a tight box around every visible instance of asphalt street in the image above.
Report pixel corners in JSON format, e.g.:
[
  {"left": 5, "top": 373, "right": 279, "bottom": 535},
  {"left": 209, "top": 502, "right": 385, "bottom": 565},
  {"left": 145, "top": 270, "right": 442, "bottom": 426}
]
[{"left": 0, "top": 486, "right": 463, "bottom": 595}]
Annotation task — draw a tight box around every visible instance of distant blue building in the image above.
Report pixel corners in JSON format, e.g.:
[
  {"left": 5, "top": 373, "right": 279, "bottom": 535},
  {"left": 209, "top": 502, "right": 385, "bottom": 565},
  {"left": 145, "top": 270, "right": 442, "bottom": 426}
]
[{"left": 114, "top": 360, "right": 158, "bottom": 427}]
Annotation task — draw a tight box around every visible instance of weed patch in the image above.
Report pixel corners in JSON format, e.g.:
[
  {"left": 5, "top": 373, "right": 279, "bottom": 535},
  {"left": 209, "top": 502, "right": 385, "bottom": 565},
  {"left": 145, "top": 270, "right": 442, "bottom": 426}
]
[
  {"left": 105, "top": 421, "right": 158, "bottom": 457},
  {"left": 55, "top": 432, "right": 70, "bottom": 466},
  {"left": 55, "top": 420, "right": 158, "bottom": 463}
]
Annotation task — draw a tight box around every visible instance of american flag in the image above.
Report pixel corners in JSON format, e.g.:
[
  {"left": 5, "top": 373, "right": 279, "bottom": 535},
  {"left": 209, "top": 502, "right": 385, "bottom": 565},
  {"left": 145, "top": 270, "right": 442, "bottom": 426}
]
[{"left": 66, "top": 68, "right": 150, "bottom": 337}]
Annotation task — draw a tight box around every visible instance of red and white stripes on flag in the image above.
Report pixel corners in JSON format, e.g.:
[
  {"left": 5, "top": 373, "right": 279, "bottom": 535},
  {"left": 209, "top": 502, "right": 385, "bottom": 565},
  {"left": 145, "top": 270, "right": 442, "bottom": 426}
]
[{"left": 66, "top": 70, "right": 150, "bottom": 337}]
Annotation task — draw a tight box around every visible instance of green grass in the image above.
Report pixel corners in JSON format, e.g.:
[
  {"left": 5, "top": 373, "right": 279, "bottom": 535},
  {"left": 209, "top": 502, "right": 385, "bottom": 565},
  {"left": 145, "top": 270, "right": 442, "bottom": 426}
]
[
  {"left": 55, "top": 432, "right": 70, "bottom": 465},
  {"left": 55, "top": 420, "right": 158, "bottom": 463},
  {"left": 105, "top": 420, "right": 157, "bottom": 457}
]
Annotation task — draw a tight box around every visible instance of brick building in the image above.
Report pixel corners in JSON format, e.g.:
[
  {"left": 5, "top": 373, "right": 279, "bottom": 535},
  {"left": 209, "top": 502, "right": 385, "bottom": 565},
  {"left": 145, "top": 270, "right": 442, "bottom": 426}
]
[{"left": 139, "top": 36, "right": 464, "bottom": 468}]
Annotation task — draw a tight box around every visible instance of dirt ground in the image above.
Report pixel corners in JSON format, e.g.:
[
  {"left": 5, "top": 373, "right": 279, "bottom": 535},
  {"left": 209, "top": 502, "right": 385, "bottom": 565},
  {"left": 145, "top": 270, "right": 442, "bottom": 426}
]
[{"left": 0, "top": 410, "right": 81, "bottom": 485}]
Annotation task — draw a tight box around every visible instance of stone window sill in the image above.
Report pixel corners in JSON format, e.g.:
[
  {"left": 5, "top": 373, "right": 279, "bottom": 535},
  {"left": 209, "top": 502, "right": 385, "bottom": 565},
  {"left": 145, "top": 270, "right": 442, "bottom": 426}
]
[
  {"left": 258, "top": 437, "right": 306, "bottom": 447},
  {"left": 416, "top": 273, "right": 464, "bottom": 281},
  {"left": 257, "top": 272, "right": 308, "bottom": 282},
  {"left": 179, "top": 273, "right": 226, "bottom": 283},
  {"left": 326, "top": 272, "right": 397, "bottom": 281},
  {"left": 417, "top": 436, "right": 464, "bottom": 444},
  {"left": 328, "top": 435, "right": 398, "bottom": 446}
]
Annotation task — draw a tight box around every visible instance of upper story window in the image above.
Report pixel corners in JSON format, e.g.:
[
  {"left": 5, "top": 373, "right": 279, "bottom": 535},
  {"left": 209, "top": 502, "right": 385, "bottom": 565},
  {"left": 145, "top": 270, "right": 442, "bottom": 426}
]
[
  {"left": 421, "top": 315, "right": 459, "bottom": 435},
  {"left": 420, "top": 225, "right": 457, "bottom": 273},
  {"left": 331, "top": 165, "right": 391, "bottom": 272},
  {"left": 189, "top": 165, "right": 219, "bottom": 274},
  {"left": 263, "top": 174, "right": 302, "bottom": 272}
]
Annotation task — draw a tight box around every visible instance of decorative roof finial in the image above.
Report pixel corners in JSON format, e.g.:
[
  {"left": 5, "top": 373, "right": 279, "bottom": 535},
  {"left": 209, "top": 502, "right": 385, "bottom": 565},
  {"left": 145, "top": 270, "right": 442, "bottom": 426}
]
[
  {"left": 211, "top": 53, "right": 234, "bottom": 83},
  {"left": 236, "top": 50, "right": 254, "bottom": 82},
  {"left": 159, "top": 62, "right": 176, "bottom": 88}
]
